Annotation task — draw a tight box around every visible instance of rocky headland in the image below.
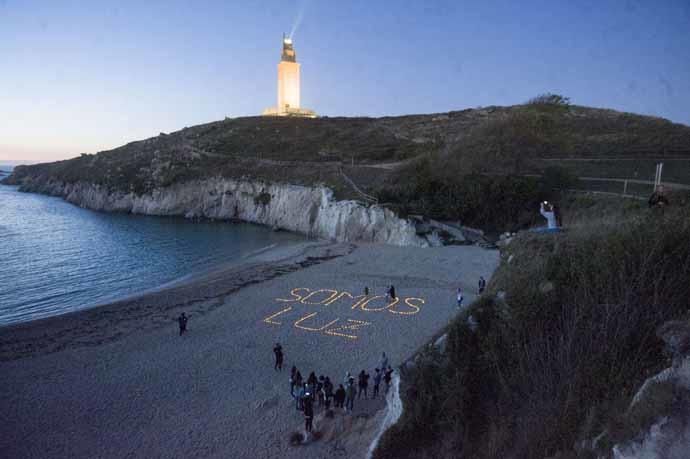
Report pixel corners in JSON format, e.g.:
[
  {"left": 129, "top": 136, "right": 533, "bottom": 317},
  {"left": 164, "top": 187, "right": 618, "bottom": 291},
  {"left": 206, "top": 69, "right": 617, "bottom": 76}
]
[{"left": 5, "top": 104, "right": 690, "bottom": 243}]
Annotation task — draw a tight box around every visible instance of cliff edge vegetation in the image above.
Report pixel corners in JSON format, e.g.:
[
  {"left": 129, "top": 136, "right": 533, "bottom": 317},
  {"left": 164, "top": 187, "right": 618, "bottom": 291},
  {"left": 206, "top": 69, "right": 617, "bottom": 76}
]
[{"left": 373, "top": 199, "right": 690, "bottom": 459}]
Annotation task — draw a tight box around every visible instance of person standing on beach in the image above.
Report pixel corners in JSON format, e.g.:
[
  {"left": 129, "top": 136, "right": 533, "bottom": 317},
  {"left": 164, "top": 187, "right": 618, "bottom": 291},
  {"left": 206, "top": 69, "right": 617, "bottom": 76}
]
[
  {"left": 316, "top": 376, "right": 325, "bottom": 407},
  {"left": 457, "top": 288, "right": 464, "bottom": 308},
  {"left": 295, "top": 370, "right": 304, "bottom": 410},
  {"left": 324, "top": 376, "right": 334, "bottom": 409},
  {"left": 296, "top": 380, "right": 306, "bottom": 411},
  {"left": 303, "top": 392, "right": 314, "bottom": 433},
  {"left": 290, "top": 366, "right": 297, "bottom": 397},
  {"left": 384, "top": 367, "right": 394, "bottom": 393},
  {"left": 345, "top": 376, "right": 356, "bottom": 412},
  {"left": 478, "top": 276, "right": 486, "bottom": 294},
  {"left": 364, "top": 286, "right": 369, "bottom": 296},
  {"left": 177, "top": 312, "right": 188, "bottom": 336},
  {"left": 389, "top": 285, "right": 396, "bottom": 300},
  {"left": 334, "top": 384, "right": 346, "bottom": 409},
  {"left": 307, "top": 371, "right": 317, "bottom": 394},
  {"left": 357, "top": 370, "right": 366, "bottom": 399},
  {"left": 357, "top": 370, "right": 370, "bottom": 399},
  {"left": 373, "top": 368, "right": 382, "bottom": 398},
  {"left": 273, "top": 343, "right": 284, "bottom": 371}
]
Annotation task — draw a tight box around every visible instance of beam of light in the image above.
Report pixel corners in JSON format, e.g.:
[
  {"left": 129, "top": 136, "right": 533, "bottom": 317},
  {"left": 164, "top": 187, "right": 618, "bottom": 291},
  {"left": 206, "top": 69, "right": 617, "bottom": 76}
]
[{"left": 289, "top": 0, "right": 310, "bottom": 40}]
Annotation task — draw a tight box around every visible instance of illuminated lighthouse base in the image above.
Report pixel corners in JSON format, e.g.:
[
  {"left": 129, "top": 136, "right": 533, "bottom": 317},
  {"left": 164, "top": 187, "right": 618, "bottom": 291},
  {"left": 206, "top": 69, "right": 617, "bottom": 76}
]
[
  {"left": 263, "top": 36, "right": 316, "bottom": 118},
  {"left": 262, "top": 106, "right": 316, "bottom": 118}
]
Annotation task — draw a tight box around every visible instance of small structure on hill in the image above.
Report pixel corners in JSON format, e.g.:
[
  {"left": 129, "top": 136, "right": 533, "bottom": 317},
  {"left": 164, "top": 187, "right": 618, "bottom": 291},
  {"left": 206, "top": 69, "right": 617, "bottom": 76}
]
[{"left": 263, "top": 35, "right": 317, "bottom": 118}]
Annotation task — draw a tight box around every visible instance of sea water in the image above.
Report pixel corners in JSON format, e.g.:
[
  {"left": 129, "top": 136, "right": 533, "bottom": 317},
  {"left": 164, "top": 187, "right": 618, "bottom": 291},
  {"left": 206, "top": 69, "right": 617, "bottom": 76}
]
[{"left": 0, "top": 184, "right": 303, "bottom": 326}]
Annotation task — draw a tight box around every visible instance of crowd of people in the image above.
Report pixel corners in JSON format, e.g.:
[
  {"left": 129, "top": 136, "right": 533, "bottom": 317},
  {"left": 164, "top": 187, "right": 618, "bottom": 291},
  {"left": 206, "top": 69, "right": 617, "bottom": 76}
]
[
  {"left": 177, "top": 282, "right": 492, "bottom": 436},
  {"left": 273, "top": 346, "right": 395, "bottom": 433}
]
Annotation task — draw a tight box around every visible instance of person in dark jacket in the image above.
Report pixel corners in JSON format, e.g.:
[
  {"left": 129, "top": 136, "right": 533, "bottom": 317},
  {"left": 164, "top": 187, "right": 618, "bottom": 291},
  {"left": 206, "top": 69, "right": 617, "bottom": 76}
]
[
  {"left": 357, "top": 370, "right": 370, "bottom": 399},
  {"left": 478, "top": 276, "right": 486, "bottom": 294},
  {"left": 307, "top": 371, "right": 317, "bottom": 394},
  {"left": 273, "top": 343, "right": 284, "bottom": 371},
  {"left": 649, "top": 186, "right": 670, "bottom": 208},
  {"left": 303, "top": 392, "right": 314, "bottom": 433},
  {"left": 324, "top": 376, "right": 334, "bottom": 409},
  {"left": 290, "top": 366, "right": 298, "bottom": 397},
  {"left": 295, "top": 374, "right": 304, "bottom": 410},
  {"left": 316, "top": 376, "right": 325, "bottom": 407},
  {"left": 334, "top": 384, "right": 346, "bottom": 409},
  {"left": 177, "top": 312, "right": 188, "bottom": 336},
  {"left": 384, "top": 367, "right": 394, "bottom": 393}
]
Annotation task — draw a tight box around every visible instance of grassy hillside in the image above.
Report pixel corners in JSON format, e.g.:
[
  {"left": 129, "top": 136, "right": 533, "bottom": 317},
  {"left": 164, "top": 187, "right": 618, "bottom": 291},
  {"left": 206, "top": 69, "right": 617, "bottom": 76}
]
[
  {"left": 374, "top": 204, "right": 690, "bottom": 459},
  {"left": 5, "top": 101, "right": 690, "bottom": 232}
]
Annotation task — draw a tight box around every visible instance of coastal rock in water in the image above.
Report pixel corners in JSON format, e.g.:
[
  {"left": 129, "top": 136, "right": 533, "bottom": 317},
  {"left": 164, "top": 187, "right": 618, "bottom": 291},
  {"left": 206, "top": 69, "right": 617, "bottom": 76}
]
[{"left": 15, "top": 177, "right": 435, "bottom": 247}]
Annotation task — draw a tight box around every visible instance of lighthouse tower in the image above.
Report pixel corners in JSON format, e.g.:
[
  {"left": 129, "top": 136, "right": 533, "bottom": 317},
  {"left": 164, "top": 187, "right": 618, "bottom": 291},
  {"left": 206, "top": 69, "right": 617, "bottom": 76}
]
[
  {"left": 277, "top": 36, "right": 300, "bottom": 111},
  {"left": 263, "top": 35, "right": 316, "bottom": 118}
]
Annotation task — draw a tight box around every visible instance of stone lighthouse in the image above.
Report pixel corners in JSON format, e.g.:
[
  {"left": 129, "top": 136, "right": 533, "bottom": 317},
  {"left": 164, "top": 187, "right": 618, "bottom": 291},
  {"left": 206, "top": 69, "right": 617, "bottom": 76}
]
[{"left": 263, "top": 35, "right": 316, "bottom": 117}]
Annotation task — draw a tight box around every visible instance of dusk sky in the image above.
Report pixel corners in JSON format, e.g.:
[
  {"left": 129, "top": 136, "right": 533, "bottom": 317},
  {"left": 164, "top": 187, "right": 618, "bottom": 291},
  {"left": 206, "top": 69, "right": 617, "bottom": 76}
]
[{"left": 2, "top": 0, "right": 689, "bottom": 162}]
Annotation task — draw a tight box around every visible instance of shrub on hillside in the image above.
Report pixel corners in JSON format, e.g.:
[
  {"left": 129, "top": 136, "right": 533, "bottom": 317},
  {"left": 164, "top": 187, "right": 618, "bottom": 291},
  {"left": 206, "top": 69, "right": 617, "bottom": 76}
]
[
  {"left": 448, "top": 105, "right": 576, "bottom": 175},
  {"left": 527, "top": 93, "right": 571, "bottom": 107},
  {"left": 377, "top": 156, "right": 553, "bottom": 233},
  {"left": 374, "top": 210, "right": 690, "bottom": 459}
]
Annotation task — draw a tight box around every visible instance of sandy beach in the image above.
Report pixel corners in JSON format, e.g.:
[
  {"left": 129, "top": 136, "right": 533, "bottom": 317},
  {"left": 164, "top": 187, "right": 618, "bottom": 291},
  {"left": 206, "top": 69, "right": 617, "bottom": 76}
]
[{"left": 0, "top": 241, "right": 499, "bottom": 458}]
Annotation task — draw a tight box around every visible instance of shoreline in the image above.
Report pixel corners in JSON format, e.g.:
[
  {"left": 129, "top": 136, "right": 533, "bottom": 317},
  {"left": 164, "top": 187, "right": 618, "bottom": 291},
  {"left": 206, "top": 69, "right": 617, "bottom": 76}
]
[
  {"left": 0, "top": 182, "right": 316, "bottom": 328},
  {"left": 1, "top": 242, "right": 500, "bottom": 458},
  {"left": 49, "top": 241, "right": 295, "bottom": 320},
  {"left": 0, "top": 240, "right": 353, "bottom": 362}
]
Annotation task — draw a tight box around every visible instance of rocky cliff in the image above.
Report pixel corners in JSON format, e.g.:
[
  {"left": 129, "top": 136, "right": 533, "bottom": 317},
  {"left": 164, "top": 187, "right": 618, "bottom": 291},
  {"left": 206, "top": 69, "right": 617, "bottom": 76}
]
[{"left": 12, "top": 176, "right": 436, "bottom": 247}]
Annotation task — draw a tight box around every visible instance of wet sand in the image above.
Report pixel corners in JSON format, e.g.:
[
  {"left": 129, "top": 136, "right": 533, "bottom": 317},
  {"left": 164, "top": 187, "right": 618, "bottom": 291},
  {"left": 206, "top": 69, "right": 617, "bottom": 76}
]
[{"left": 0, "top": 242, "right": 499, "bottom": 458}]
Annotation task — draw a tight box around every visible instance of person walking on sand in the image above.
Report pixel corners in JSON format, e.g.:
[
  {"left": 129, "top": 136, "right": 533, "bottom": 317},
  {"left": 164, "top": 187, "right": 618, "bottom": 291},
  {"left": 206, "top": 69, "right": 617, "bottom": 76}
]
[
  {"left": 295, "top": 380, "right": 308, "bottom": 411},
  {"left": 295, "top": 370, "right": 303, "bottom": 391},
  {"left": 324, "top": 376, "right": 334, "bottom": 409},
  {"left": 177, "top": 312, "right": 188, "bottom": 336},
  {"left": 273, "top": 343, "right": 284, "bottom": 371},
  {"left": 345, "top": 377, "right": 356, "bottom": 412},
  {"left": 303, "top": 391, "right": 314, "bottom": 433},
  {"left": 307, "top": 371, "right": 317, "bottom": 394},
  {"left": 456, "top": 288, "right": 464, "bottom": 308},
  {"left": 478, "top": 276, "right": 486, "bottom": 294},
  {"left": 358, "top": 370, "right": 370, "bottom": 399},
  {"left": 316, "top": 376, "right": 325, "bottom": 407},
  {"left": 384, "top": 366, "right": 394, "bottom": 394},
  {"left": 334, "top": 384, "right": 346, "bottom": 409},
  {"left": 373, "top": 368, "right": 382, "bottom": 398},
  {"left": 290, "top": 366, "right": 297, "bottom": 397}
]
